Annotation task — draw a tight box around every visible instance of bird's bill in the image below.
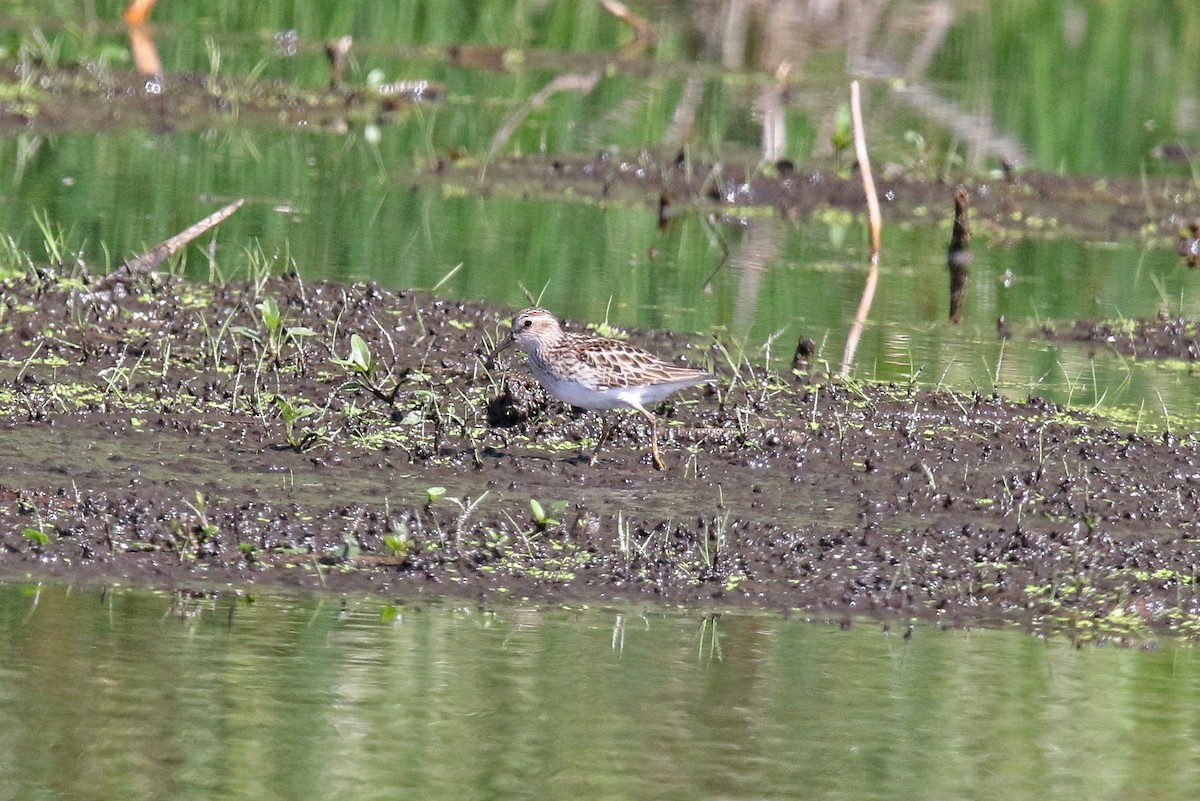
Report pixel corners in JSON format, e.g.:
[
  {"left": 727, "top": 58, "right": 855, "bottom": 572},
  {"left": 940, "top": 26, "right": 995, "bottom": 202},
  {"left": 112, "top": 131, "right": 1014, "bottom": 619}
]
[{"left": 488, "top": 332, "right": 515, "bottom": 360}]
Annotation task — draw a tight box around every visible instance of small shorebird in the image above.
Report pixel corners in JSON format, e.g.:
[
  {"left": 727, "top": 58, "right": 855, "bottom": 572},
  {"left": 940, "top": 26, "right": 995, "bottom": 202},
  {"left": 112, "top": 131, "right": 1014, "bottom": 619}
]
[{"left": 490, "top": 307, "right": 715, "bottom": 469}]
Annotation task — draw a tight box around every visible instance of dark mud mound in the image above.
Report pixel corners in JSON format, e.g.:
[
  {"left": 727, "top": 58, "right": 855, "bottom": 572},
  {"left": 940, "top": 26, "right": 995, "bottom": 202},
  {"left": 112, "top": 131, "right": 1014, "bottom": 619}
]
[
  {"left": 2, "top": 266, "right": 1200, "bottom": 641},
  {"left": 1050, "top": 315, "right": 1200, "bottom": 362}
]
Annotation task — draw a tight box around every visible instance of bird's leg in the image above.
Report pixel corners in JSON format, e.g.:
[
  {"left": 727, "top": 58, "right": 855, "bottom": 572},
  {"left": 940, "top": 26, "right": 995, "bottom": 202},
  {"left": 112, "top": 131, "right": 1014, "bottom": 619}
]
[
  {"left": 650, "top": 420, "right": 667, "bottom": 470},
  {"left": 637, "top": 407, "right": 667, "bottom": 470},
  {"left": 588, "top": 416, "right": 613, "bottom": 466}
]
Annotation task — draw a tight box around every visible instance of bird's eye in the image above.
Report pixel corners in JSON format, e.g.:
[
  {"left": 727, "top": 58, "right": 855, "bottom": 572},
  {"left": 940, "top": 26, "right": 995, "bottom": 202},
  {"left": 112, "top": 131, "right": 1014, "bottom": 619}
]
[{"left": 523, "top": 319, "right": 532, "bottom": 328}]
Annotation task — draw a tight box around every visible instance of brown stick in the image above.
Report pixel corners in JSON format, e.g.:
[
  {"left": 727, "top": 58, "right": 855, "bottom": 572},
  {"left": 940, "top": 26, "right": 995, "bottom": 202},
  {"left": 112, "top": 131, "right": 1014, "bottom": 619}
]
[
  {"left": 81, "top": 199, "right": 246, "bottom": 299},
  {"left": 840, "top": 80, "right": 881, "bottom": 376},
  {"left": 121, "top": 198, "right": 246, "bottom": 276}
]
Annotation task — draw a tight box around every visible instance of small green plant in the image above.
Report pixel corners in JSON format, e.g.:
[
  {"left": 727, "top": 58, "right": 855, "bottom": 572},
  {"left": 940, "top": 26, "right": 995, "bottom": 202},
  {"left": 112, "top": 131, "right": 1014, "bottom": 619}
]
[
  {"left": 21, "top": 504, "right": 50, "bottom": 548},
  {"left": 0, "top": 233, "right": 35, "bottom": 280},
  {"left": 274, "top": 395, "right": 328, "bottom": 452},
  {"left": 241, "top": 241, "right": 277, "bottom": 295},
  {"left": 195, "top": 306, "right": 239, "bottom": 371},
  {"left": 332, "top": 333, "right": 402, "bottom": 405},
  {"left": 903, "top": 129, "right": 929, "bottom": 170},
  {"left": 332, "top": 332, "right": 374, "bottom": 375},
  {"left": 698, "top": 486, "right": 732, "bottom": 570},
  {"left": 186, "top": 492, "right": 219, "bottom": 539},
  {"left": 31, "top": 208, "right": 73, "bottom": 267},
  {"left": 380, "top": 499, "right": 414, "bottom": 558},
  {"left": 616, "top": 510, "right": 631, "bottom": 558},
  {"left": 438, "top": 491, "right": 490, "bottom": 551},
  {"left": 22, "top": 527, "right": 49, "bottom": 547},
  {"left": 168, "top": 492, "right": 221, "bottom": 562},
  {"left": 383, "top": 531, "right": 410, "bottom": 558},
  {"left": 424, "top": 486, "right": 447, "bottom": 515},
  {"left": 238, "top": 542, "right": 258, "bottom": 563},
  {"left": 204, "top": 35, "right": 222, "bottom": 90},
  {"left": 258, "top": 296, "right": 282, "bottom": 334},
  {"left": 529, "top": 498, "right": 568, "bottom": 530},
  {"left": 233, "top": 296, "right": 316, "bottom": 363}
]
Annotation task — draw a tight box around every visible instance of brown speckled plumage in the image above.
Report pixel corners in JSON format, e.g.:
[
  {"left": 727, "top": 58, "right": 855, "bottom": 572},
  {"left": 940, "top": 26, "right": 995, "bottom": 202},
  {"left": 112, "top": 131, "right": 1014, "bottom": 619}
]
[{"left": 490, "top": 307, "right": 715, "bottom": 468}]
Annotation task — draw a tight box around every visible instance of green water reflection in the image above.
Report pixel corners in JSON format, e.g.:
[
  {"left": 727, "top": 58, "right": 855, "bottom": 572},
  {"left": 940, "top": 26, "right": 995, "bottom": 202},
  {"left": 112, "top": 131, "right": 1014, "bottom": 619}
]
[
  {"left": 0, "top": 584, "right": 1198, "bottom": 801},
  {"left": 9, "top": 0, "right": 1198, "bottom": 173}
]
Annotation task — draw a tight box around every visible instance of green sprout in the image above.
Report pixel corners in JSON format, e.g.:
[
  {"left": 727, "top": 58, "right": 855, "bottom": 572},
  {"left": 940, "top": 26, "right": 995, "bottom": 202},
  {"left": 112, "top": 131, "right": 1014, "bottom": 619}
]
[
  {"left": 332, "top": 334, "right": 401, "bottom": 405},
  {"left": 274, "top": 395, "right": 328, "bottom": 452},
  {"left": 22, "top": 527, "right": 49, "bottom": 547},
  {"left": 233, "top": 295, "right": 316, "bottom": 361},
  {"left": 383, "top": 533, "right": 410, "bottom": 557},
  {"left": 530, "top": 498, "right": 568, "bottom": 529},
  {"left": 331, "top": 333, "right": 374, "bottom": 376}
]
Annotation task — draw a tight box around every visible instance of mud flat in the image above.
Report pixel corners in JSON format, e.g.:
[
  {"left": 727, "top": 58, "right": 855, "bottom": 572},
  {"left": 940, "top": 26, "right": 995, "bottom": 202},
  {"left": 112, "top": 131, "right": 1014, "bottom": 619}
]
[{"left": 1, "top": 266, "right": 1199, "bottom": 642}]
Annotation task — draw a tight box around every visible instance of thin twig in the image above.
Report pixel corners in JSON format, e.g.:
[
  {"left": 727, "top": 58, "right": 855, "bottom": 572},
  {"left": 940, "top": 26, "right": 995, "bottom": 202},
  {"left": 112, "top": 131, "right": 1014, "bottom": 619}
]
[
  {"left": 122, "top": 198, "right": 246, "bottom": 276},
  {"left": 600, "top": 0, "right": 657, "bottom": 50},
  {"left": 487, "top": 71, "right": 602, "bottom": 159},
  {"left": 840, "top": 80, "right": 881, "bottom": 376},
  {"left": 81, "top": 198, "right": 245, "bottom": 301}
]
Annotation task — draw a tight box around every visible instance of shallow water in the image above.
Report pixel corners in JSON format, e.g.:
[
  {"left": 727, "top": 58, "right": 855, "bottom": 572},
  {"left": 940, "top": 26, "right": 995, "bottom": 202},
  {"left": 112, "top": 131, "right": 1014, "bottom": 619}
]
[{"left": 0, "top": 583, "right": 1197, "bottom": 801}]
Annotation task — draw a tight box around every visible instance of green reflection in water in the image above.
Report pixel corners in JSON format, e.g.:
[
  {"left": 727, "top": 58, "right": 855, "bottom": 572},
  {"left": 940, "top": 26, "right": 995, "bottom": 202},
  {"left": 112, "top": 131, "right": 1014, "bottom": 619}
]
[
  {"left": 933, "top": 1, "right": 1200, "bottom": 174},
  {"left": 0, "top": 584, "right": 1199, "bottom": 801}
]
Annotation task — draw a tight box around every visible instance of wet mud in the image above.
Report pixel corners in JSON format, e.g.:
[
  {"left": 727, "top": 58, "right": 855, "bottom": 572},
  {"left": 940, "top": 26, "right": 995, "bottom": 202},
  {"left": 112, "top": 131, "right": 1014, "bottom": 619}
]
[
  {"left": 1049, "top": 315, "right": 1200, "bottom": 362},
  {"left": 3, "top": 267, "right": 1200, "bottom": 642},
  {"left": 442, "top": 153, "right": 1200, "bottom": 251}
]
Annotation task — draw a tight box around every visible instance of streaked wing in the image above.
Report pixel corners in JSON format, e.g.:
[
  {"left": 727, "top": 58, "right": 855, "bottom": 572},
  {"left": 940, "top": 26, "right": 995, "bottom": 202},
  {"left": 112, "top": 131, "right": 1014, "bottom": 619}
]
[{"left": 570, "top": 336, "right": 710, "bottom": 389}]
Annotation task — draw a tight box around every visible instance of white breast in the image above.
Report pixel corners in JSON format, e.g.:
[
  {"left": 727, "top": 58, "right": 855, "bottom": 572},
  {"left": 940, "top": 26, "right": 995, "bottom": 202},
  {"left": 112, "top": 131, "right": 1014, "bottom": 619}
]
[{"left": 535, "top": 370, "right": 626, "bottom": 410}]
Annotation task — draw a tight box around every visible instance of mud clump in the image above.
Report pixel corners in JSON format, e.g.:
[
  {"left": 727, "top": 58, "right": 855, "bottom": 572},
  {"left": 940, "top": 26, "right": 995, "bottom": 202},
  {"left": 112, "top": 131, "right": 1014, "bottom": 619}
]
[
  {"left": 486, "top": 375, "right": 547, "bottom": 427},
  {"left": 2, "top": 266, "right": 1200, "bottom": 642},
  {"left": 1048, "top": 315, "right": 1200, "bottom": 361}
]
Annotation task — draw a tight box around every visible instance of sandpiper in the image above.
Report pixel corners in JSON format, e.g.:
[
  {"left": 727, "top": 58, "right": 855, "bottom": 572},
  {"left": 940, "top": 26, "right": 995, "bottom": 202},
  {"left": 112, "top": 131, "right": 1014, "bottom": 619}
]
[{"left": 489, "top": 307, "right": 715, "bottom": 469}]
